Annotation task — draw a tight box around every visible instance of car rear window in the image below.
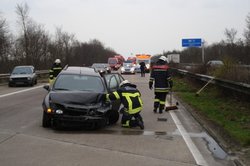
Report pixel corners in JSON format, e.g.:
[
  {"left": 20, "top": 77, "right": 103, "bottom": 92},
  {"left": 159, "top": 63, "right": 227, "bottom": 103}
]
[{"left": 53, "top": 74, "right": 105, "bottom": 92}]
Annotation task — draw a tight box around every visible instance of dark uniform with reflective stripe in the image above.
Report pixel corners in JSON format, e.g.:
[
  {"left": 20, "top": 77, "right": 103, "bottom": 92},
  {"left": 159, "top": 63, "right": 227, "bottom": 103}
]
[
  {"left": 49, "top": 64, "right": 62, "bottom": 84},
  {"left": 107, "top": 83, "right": 144, "bottom": 129},
  {"left": 149, "top": 60, "right": 172, "bottom": 113}
]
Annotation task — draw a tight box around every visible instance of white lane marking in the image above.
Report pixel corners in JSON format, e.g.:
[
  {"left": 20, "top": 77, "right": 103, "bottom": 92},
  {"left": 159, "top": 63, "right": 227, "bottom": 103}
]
[
  {"left": 170, "top": 111, "right": 208, "bottom": 166},
  {"left": 0, "top": 85, "right": 44, "bottom": 98}
]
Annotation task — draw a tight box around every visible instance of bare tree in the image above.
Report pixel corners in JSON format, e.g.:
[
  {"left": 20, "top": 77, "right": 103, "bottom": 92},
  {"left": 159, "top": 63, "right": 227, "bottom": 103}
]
[
  {"left": 224, "top": 28, "right": 238, "bottom": 45},
  {"left": 15, "top": 3, "right": 30, "bottom": 64},
  {"left": 53, "top": 27, "right": 75, "bottom": 65},
  {"left": 243, "top": 12, "right": 250, "bottom": 46},
  {"left": 0, "top": 14, "right": 12, "bottom": 72}
]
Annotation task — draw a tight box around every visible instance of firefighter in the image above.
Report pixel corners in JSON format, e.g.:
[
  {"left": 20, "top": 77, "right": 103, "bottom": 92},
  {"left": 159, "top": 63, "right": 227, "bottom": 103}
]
[
  {"left": 149, "top": 56, "right": 173, "bottom": 114},
  {"left": 107, "top": 80, "right": 144, "bottom": 129},
  {"left": 139, "top": 61, "right": 146, "bottom": 77},
  {"left": 49, "top": 59, "right": 62, "bottom": 85}
]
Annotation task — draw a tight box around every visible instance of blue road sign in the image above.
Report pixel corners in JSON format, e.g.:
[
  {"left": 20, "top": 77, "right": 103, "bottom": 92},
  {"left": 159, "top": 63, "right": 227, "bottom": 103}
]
[{"left": 182, "top": 38, "right": 202, "bottom": 47}]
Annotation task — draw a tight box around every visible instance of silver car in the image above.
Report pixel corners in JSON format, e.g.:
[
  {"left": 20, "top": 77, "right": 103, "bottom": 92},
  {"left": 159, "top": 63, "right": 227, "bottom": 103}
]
[
  {"left": 9, "top": 65, "right": 37, "bottom": 87},
  {"left": 121, "top": 62, "right": 136, "bottom": 74}
]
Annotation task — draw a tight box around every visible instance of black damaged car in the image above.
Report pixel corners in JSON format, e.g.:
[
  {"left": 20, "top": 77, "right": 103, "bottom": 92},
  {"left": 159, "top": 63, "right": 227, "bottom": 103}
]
[{"left": 42, "top": 66, "right": 124, "bottom": 129}]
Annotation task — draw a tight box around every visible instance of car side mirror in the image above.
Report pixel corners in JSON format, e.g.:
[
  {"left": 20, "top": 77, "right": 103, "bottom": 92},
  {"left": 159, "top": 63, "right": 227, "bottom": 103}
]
[{"left": 43, "top": 85, "right": 50, "bottom": 91}]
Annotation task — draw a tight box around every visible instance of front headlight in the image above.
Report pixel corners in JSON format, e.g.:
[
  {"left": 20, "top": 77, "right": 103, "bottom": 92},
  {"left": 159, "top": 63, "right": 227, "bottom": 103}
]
[
  {"left": 55, "top": 109, "right": 63, "bottom": 114},
  {"left": 27, "top": 77, "right": 31, "bottom": 80}
]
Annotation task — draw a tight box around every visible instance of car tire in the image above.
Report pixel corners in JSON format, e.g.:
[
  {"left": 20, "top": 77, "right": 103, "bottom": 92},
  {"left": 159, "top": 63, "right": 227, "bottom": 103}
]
[
  {"left": 108, "top": 110, "right": 119, "bottom": 125},
  {"left": 42, "top": 111, "right": 51, "bottom": 128},
  {"left": 8, "top": 83, "right": 13, "bottom": 87}
]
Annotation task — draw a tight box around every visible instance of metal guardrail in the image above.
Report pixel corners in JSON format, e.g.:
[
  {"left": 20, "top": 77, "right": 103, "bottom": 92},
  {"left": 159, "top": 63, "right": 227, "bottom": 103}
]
[
  {"left": 1, "top": 69, "right": 250, "bottom": 95},
  {"left": 174, "top": 69, "right": 250, "bottom": 95}
]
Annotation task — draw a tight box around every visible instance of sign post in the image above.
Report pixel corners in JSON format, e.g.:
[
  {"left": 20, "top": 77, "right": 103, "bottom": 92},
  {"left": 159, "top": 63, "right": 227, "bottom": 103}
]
[{"left": 182, "top": 38, "right": 205, "bottom": 63}]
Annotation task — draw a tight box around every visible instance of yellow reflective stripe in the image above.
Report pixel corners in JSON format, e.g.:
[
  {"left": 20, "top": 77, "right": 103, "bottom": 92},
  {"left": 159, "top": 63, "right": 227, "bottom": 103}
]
[
  {"left": 49, "top": 70, "right": 53, "bottom": 72},
  {"left": 129, "top": 107, "right": 142, "bottom": 114},
  {"left": 106, "top": 94, "right": 110, "bottom": 101},
  {"left": 122, "top": 92, "right": 140, "bottom": 98},
  {"left": 122, "top": 92, "right": 140, "bottom": 111},
  {"left": 138, "top": 97, "right": 143, "bottom": 107},
  {"left": 154, "top": 99, "right": 160, "bottom": 102},
  {"left": 122, "top": 120, "right": 130, "bottom": 127},
  {"left": 160, "top": 101, "right": 165, "bottom": 104},
  {"left": 53, "top": 67, "right": 62, "bottom": 70},
  {"left": 155, "top": 89, "right": 169, "bottom": 92},
  {"left": 113, "top": 91, "right": 120, "bottom": 99}
]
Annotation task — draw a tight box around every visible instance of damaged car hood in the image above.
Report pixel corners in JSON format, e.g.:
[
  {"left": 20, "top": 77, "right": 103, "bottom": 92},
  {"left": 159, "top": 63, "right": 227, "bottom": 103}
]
[{"left": 49, "top": 91, "right": 105, "bottom": 109}]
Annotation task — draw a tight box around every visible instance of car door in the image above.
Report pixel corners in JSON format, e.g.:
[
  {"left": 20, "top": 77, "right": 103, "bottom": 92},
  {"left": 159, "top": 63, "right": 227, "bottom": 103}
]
[{"left": 103, "top": 73, "right": 124, "bottom": 111}]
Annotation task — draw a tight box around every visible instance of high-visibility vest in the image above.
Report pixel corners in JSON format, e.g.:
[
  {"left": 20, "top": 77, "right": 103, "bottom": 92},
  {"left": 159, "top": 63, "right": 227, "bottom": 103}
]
[{"left": 107, "top": 84, "right": 143, "bottom": 114}]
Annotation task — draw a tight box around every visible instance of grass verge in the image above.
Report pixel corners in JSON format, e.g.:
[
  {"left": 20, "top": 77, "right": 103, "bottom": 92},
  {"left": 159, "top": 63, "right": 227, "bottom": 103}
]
[{"left": 173, "top": 76, "right": 250, "bottom": 147}]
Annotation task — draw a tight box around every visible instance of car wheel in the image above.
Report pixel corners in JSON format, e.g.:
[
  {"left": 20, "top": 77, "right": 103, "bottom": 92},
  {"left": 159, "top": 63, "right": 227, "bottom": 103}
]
[
  {"left": 8, "top": 83, "right": 13, "bottom": 87},
  {"left": 108, "top": 110, "right": 119, "bottom": 125},
  {"left": 42, "top": 111, "right": 51, "bottom": 128}
]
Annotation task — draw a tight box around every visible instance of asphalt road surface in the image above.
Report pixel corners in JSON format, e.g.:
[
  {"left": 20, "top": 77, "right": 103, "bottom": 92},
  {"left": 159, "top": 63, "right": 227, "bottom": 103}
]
[{"left": 0, "top": 73, "right": 237, "bottom": 166}]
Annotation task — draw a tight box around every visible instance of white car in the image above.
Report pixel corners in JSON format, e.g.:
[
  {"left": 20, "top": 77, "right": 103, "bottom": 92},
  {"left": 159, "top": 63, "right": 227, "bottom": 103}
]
[
  {"left": 207, "top": 60, "right": 224, "bottom": 68},
  {"left": 121, "top": 62, "right": 136, "bottom": 74}
]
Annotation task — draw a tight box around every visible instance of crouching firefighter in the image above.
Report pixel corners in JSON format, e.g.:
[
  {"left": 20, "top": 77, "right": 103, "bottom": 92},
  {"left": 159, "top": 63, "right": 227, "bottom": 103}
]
[
  {"left": 106, "top": 80, "right": 144, "bottom": 130},
  {"left": 149, "top": 56, "right": 173, "bottom": 114}
]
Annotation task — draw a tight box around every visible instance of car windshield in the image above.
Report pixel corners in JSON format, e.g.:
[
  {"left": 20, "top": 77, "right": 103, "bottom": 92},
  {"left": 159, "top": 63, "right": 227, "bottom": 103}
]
[
  {"left": 108, "top": 59, "right": 118, "bottom": 64},
  {"left": 92, "top": 63, "right": 107, "bottom": 68},
  {"left": 207, "top": 60, "right": 224, "bottom": 65},
  {"left": 12, "top": 67, "right": 32, "bottom": 74},
  {"left": 137, "top": 60, "right": 149, "bottom": 64},
  {"left": 53, "top": 74, "right": 105, "bottom": 92}
]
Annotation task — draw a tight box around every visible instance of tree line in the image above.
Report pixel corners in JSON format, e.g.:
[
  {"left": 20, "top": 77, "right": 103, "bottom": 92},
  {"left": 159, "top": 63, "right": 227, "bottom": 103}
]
[
  {"left": 0, "top": 3, "right": 116, "bottom": 73},
  {"left": 0, "top": 3, "right": 249, "bottom": 74}
]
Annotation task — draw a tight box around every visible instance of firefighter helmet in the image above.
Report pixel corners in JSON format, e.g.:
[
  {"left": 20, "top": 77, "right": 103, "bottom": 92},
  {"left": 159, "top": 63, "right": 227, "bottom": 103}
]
[
  {"left": 119, "top": 80, "right": 130, "bottom": 87},
  {"left": 55, "top": 59, "right": 61, "bottom": 64},
  {"left": 159, "top": 56, "right": 168, "bottom": 62}
]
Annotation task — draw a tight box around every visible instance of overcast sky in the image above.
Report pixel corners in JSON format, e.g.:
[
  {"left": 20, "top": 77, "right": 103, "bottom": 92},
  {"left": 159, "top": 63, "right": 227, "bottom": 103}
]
[{"left": 1, "top": 0, "right": 249, "bottom": 57}]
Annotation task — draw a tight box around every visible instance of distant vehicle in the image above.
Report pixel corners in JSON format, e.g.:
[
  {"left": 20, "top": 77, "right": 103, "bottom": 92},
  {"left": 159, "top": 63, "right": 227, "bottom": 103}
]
[
  {"left": 135, "top": 54, "right": 151, "bottom": 73},
  {"left": 127, "top": 57, "right": 136, "bottom": 64},
  {"left": 91, "top": 63, "right": 111, "bottom": 73},
  {"left": 206, "top": 60, "right": 224, "bottom": 68},
  {"left": 108, "top": 57, "right": 120, "bottom": 70},
  {"left": 167, "top": 54, "right": 180, "bottom": 63},
  {"left": 42, "top": 66, "right": 124, "bottom": 129},
  {"left": 9, "top": 65, "right": 37, "bottom": 87},
  {"left": 121, "top": 61, "right": 136, "bottom": 74},
  {"left": 108, "top": 55, "right": 125, "bottom": 70}
]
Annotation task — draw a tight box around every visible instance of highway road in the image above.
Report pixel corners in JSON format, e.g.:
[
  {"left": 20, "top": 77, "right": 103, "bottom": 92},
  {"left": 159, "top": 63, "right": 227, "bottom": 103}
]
[{"left": 0, "top": 73, "right": 236, "bottom": 166}]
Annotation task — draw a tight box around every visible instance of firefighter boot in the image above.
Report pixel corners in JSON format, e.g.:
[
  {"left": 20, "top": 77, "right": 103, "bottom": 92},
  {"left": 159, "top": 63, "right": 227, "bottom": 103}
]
[
  {"left": 159, "top": 105, "right": 164, "bottom": 114},
  {"left": 136, "top": 118, "right": 144, "bottom": 130},
  {"left": 153, "top": 107, "right": 158, "bottom": 113}
]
